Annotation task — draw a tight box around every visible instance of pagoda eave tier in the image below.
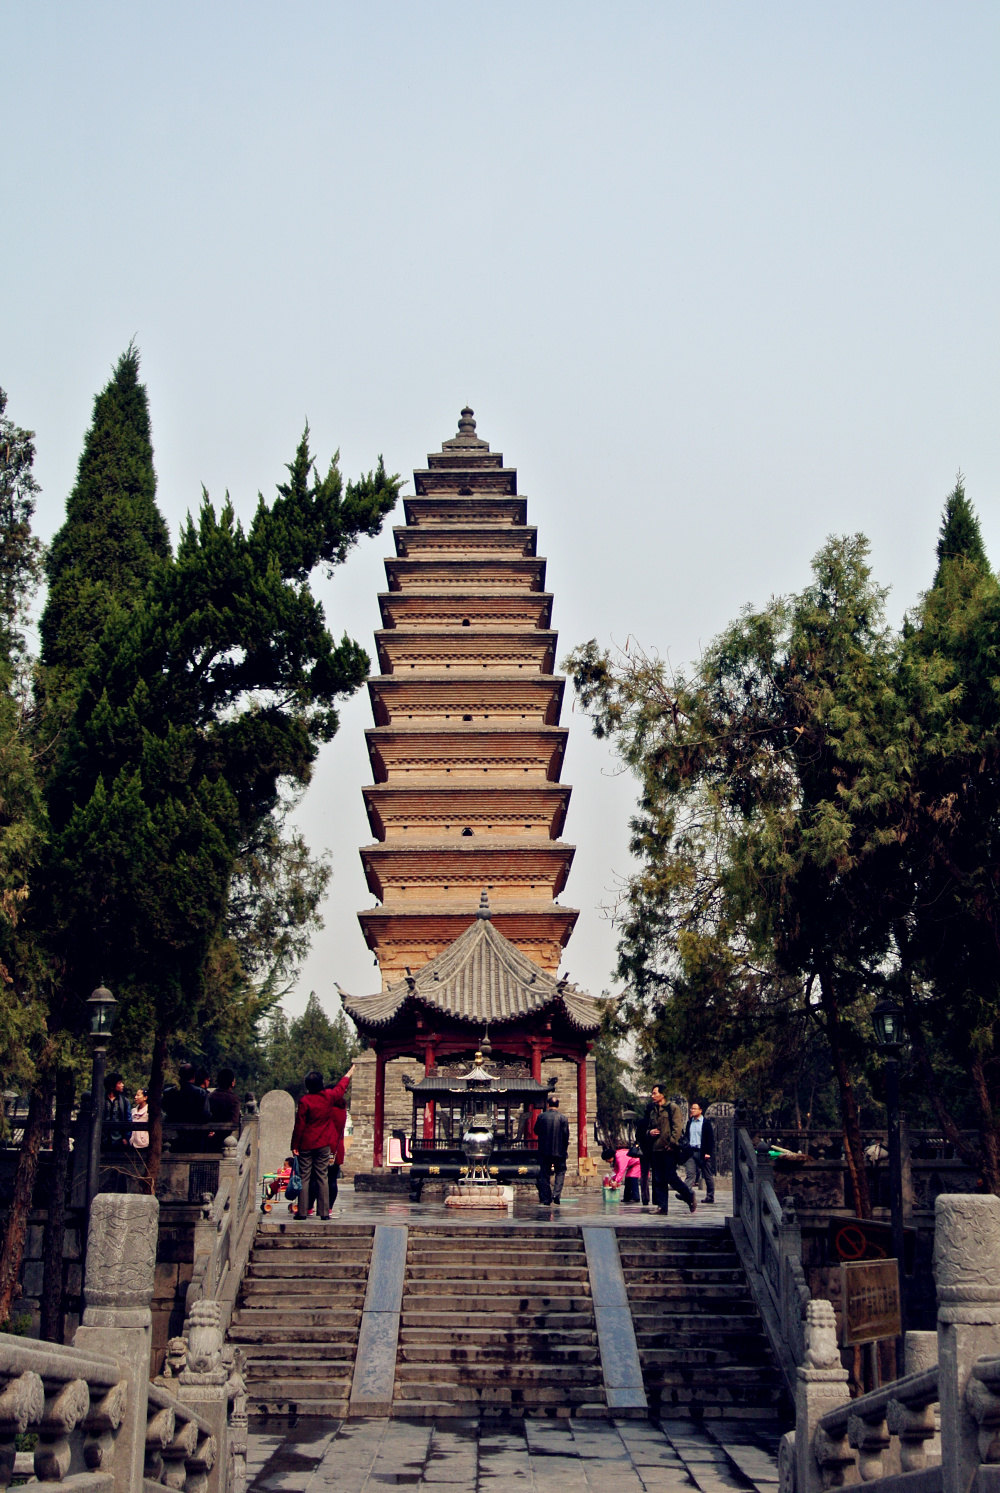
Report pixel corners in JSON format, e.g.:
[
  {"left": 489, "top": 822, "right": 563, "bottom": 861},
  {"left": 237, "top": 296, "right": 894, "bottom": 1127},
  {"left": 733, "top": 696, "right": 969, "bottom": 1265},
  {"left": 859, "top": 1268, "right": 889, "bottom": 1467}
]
[
  {"left": 392, "top": 524, "right": 537, "bottom": 558},
  {"left": 362, "top": 784, "right": 571, "bottom": 839},
  {"left": 374, "top": 628, "right": 558, "bottom": 674},
  {"left": 357, "top": 903, "right": 579, "bottom": 958},
  {"left": 403, "top": 495, "right": 528, "bottom": 526},
  {"left": 367, "top": 675, "right": 564, "bottom": 726},
  {"left": 365, "top": 725, "right": 568, "bottom": 782},
  {"left": 384, "top": 557, "right": 545, "bottom": 592},
  {"left": 360, "top": 840, "right": 575, "bottom": 900},
  {"left": 413, "top": 467, "right": 517, "bottom": 496},
  {"left": 378, "top": 592, "right": 554, "bottom": 629}
]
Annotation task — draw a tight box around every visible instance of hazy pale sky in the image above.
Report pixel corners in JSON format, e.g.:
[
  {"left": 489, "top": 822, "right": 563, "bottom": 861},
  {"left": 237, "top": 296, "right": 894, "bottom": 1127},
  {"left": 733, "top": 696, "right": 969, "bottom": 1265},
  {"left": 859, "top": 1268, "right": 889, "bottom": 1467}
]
[{"left": 4, "top": 3, "right": 999, "bottom": 1015}]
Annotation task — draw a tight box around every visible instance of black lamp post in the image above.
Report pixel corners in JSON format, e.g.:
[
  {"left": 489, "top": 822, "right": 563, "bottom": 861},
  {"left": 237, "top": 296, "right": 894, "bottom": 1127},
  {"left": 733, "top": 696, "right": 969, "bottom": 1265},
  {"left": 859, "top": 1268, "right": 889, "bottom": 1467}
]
[
  {"left": 872, "top": 996, "right": 906, "bottom": 1340},
  {"left": 85, "top": 983, "right": 119, "bottom": 1214}
]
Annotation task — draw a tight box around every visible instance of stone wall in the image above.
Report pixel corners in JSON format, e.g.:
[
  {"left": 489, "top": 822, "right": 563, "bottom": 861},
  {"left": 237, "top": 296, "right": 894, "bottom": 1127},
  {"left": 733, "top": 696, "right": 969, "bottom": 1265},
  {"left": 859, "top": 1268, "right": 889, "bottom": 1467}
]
[{"left": 344, "top": 1047, "right": 598, "bottom": 1174}]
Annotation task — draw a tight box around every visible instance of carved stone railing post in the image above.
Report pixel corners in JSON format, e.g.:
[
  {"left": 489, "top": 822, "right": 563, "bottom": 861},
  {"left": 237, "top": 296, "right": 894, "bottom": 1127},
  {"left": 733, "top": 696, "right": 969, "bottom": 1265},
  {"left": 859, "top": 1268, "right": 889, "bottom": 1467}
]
[
  {"left": 935, "top": 1193, "right": 1000, "bottom": 1493},
  {"left": 887, "top": 1331, "right": 939, "bottom": 1473},
  {"left": 174, "top": 1299, "right": 229, "bottom": 1493},
  {"left": 73, "top": 1192, "right": 158, "bottom": 1493},
  {"left": 795, "top": 1299, "right": 852, "bottom": 1493}
]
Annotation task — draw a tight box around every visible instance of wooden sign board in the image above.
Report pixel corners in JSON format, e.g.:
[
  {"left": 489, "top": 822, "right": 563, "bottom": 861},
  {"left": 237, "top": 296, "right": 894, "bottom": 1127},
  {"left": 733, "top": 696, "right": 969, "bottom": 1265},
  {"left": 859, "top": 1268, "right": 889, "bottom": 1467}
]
[{"left": 841, "top": 1260, "right": 902, "bottom": 1345}]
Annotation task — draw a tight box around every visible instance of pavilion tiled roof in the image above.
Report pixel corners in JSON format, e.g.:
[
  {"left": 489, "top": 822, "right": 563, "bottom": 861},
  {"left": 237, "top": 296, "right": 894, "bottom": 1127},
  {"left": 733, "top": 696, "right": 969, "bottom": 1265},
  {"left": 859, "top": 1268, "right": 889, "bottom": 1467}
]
[{"left": 339, "top": 896, "right": 602, "bottom": 1035}]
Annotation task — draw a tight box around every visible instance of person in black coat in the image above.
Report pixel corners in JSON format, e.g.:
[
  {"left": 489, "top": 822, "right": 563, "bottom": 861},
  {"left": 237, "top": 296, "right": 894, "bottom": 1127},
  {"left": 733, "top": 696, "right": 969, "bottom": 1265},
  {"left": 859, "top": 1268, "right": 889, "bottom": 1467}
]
[
  {"left": 638, "top": 1087, "right": 660, "bottom": 1205},
  {"left": 682, "top": 1099, "right": 716, "bottom": 1205},
  {"left": 534, "top": 1095, "right": 570, "bottom": 1206}
]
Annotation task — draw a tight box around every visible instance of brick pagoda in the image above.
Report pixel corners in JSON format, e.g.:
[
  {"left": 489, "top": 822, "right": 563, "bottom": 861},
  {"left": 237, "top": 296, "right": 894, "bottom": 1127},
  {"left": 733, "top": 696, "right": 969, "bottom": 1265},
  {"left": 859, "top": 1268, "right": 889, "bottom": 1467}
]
[
  {"left": 358, "top": 406, "right": 578, "bottom": 982},
  {"left": 343, "top": 411, "right": 599, "bottom": 1174}
]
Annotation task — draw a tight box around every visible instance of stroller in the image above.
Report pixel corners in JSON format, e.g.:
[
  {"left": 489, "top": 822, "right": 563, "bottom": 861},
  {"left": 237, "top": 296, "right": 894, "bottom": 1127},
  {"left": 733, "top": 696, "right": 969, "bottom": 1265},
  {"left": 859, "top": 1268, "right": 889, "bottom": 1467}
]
[{"left": 260, "top": 1155, "right": 301, "bottom": 1212}]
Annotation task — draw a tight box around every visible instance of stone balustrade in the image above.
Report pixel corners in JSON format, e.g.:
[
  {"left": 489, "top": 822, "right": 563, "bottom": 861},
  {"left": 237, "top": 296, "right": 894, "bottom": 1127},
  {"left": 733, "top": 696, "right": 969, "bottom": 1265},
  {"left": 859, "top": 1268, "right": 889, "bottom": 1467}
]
[
  {"left": 0, "top": 1193, "right": 248, "bottom": 1492},
  {"left": 781, "top": 1194, "right": 1000, "bottom": 1493}
]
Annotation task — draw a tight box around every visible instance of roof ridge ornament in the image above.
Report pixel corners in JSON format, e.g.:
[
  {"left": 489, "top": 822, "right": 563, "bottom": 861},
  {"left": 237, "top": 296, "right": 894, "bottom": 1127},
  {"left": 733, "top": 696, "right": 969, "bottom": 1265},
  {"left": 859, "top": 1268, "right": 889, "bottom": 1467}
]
[
  {"left": 458, "top": 406, "right": 477, "bottom": 438},
  {"left": 476, "top": 889, "right": 492, "bottom": 920}
]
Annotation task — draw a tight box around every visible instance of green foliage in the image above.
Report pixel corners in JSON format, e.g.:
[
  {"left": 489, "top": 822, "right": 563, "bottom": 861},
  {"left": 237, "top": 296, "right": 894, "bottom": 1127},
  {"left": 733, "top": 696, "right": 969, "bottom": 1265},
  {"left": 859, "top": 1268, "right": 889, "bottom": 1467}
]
[
  {"left": 39, "top": 415, "right": 400, "bottom": 1062},
  {"left": 40, "top": 344, "right": 169, "bottom": 681},
  {"left": 0, "top": 391, "right": 47, "bottom": 1094},
  {"left": 568, "top": 536, "right": 907, "bottom": 1205},
  {"left": 252, "top": 994, "right": 358, "bottom": 1098}
]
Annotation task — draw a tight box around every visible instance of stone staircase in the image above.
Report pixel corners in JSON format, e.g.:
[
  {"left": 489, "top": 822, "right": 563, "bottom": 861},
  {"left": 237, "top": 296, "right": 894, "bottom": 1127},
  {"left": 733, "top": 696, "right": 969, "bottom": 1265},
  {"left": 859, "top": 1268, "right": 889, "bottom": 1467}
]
[
  {"left": 227, "top": 1220, "right": 375, "bottom": 1418},
  {"left": 617, "top": 1226, "right": 789, "bottom": 1421},
  {"left": 393, "top": 1224, "right": 606, "bottom": 1418}
]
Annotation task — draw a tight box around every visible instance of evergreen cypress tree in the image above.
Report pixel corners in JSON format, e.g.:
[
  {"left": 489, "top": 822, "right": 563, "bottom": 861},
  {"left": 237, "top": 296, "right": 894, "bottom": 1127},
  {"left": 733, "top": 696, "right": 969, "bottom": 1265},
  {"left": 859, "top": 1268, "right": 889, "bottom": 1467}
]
[
  {"left": 40, "top": 343, "right": 169, "bottom": 679},
  {"left": 933, "top": 475, "right": 989, "bottom": 584}
]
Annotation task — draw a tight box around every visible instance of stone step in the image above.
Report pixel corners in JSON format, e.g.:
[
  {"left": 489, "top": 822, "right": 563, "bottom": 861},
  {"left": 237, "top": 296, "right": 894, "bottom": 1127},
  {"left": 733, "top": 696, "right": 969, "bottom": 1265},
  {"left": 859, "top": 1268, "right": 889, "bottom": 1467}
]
[
  {"left": 405, "top": 1277, "right": 590, "bottom": 1298},
  {"left": 248, "top": 1393, "right": 351, "bottom": 1418},
  {"left": 399, "top": 1326, "right": 596, "bottom": 1347},
  {"left": 395, "top": 1361, "right": 603, "bottom": 1386},
  {"left": 246, "top": 1260, "right": 370, "bottom": 1279},
  {"left": 237, "top": 1287, "right": 366, "bottom": 1309},
  {"left": 393, "top": 1380, "right": 604, "bottom": 1407},
  {"left": 399, "top": 1343, "right": 600, "bottom": 1365},
  {"left": 242, "top": 1358, "right": 355, "bottom": 1381},
  {"left": 257, "top": 1222, "right": 374, "bottom": 1237},
  {"left": 401, "top": 1308, "right": 590, "bottom": 1330},
  {"left": 631, "top": 1321, "right": 764, "bottom": 1341},
  {"left": 644, "top": 1363, "right": 786, "bottom": 1389},
  {"left": 624, "top": 1267, "right": 746, "bottom": 1285},
  {"left": 249, "top": 1245, "right": 373, "bottom": 1263},
  {"left": 235, "top": 1337, "right": 358, "bottom": 1357},
  {"left": 407, "top": 1245, "right": 588, "bottom": 1262},
  {"left": 232, "top": 1307, "right": 363, "bottom": 1329},
  {"left": 406, "top": 1264, "right": 590, "bottom": 1285},
  {"left": 249, "top": 1376, "right": 354, "bottom": 1401},
  {"left": 626, "top": 1282, "right": 750, "bottom": 1303}
]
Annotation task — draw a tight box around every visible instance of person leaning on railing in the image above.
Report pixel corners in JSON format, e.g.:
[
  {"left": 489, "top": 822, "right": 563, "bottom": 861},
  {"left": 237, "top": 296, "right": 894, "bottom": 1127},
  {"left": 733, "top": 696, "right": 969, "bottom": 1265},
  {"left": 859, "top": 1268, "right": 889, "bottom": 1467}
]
[{"left": 290, "top": 1065, "right": 355, "bottom": 1221}]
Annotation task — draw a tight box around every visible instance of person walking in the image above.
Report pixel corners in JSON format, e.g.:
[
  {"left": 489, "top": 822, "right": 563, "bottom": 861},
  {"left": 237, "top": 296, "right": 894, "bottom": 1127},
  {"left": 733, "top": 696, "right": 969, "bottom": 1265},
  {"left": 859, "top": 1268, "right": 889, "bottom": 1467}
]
[
  {"left": 683, "top": 1099, "right": 716, "bottom": 1205},
  {"left": 534, "top": 1094, "right": 570, "bottom": 1206},
  {"left": 292, "top": 1066, "right": 355, "bottom": 1221},
  {"left": 648, "top": 1084, "right": 697, "bottom": 1215},
  {"left": 638, "top": 1087, "right": 660, "bottom": 1206}
]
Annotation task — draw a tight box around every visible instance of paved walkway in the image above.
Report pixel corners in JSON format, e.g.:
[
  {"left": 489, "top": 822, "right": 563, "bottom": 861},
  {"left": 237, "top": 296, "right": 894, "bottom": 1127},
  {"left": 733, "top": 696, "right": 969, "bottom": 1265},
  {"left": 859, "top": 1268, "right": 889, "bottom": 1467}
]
[
  {"left": 247, "top": 1415, "right": 782, "bottom": 1492},
  {"left": 280, "top": 1177, "right": 734, "bottom": 1229}
]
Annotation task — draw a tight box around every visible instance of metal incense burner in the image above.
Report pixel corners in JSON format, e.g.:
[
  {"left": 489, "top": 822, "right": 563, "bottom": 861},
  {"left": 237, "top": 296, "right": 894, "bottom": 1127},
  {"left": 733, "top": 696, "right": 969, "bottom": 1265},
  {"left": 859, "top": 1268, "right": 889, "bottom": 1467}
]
[{"left": 402, "top": 1050, "right": 555, "bottom": 1202}]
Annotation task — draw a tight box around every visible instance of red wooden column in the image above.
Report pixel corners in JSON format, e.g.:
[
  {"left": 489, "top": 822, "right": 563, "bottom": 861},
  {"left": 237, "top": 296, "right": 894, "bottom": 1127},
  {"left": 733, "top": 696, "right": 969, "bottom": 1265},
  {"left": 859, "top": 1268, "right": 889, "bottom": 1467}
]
[
  {"left": 373, "top": 1049, "right": 386, "bottom": 1169},
  {"left": 577, "top": 1056, "right": 588, "bottom": 1160},
  {"left": 423, "top": 1041, "right": 437, "bottom": 1140},
  {"left": 529, "top": 1039, "right": 543, "bottom": 1082}
]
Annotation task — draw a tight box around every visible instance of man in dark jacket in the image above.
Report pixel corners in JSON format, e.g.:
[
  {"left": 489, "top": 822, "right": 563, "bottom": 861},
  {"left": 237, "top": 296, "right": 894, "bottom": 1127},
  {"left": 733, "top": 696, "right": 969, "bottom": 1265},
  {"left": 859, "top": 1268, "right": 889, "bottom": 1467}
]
[
  {"left": 682, "top": 1099, "right": 715, "bottom": 1205},
  {"left": 649, "top": 1084, "right": 697, "bottom": 1215},
  {"left": 534, "top": 1095, "right": 570, "bottom": 1206},
  {"left": 638, "top": 1088, "right": 660, "bottom": 1205},
  {"left": 163, "top": 1063, "right": 212, "bottom": 1151}
]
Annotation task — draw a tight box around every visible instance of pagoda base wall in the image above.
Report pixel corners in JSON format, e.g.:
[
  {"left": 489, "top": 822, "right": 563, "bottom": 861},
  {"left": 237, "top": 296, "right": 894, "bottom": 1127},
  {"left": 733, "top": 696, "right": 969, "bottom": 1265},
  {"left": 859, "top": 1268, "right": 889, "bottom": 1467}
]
[{"left": 344, "top": 1048, "right": 597, "bottom": 1176}]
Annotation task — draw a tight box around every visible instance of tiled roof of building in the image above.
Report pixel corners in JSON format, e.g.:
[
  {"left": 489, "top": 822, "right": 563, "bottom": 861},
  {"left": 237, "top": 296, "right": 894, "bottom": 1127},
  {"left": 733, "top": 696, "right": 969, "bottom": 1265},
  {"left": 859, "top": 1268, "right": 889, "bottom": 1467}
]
[{"left": 340, "top": 895, "right": 602, "bottom": 1034}]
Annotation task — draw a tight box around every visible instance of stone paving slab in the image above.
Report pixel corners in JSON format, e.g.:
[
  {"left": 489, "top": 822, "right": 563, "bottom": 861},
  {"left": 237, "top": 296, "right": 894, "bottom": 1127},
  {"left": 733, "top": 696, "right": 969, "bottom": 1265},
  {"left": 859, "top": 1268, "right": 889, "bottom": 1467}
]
[
  {"left": 299, "top": 1181, "right": 733, "bottom": 1230},
  {"left": 247, "top": 1411, "right": 779, "bottom": 1491}
]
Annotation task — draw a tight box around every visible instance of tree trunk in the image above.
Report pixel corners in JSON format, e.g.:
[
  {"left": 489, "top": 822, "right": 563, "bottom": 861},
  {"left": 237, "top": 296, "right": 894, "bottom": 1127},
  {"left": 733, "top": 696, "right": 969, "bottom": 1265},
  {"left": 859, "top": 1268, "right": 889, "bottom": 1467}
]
[
  {"left": 970, "top": 1051, "right": 1000, "bottom": 1194},
  {"left": 0, "top": 1072, "right": 54, "bottom": 1326},
  {"left": 39, "top": 1067, "right": 75, "bottom": 1342},
  {"left": 818, "top": 966, "right": 872, "bottom": 1217},
  {"left": 145, "top": 1028, "right": 168, "bottom": 1192}
]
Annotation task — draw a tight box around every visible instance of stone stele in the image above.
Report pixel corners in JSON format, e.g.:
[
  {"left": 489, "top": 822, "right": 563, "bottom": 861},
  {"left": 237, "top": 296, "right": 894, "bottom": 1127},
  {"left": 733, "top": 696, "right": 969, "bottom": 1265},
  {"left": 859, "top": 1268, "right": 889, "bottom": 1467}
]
[{"left": 257, "top": 1090, "right": 295, "bottom": 1185}]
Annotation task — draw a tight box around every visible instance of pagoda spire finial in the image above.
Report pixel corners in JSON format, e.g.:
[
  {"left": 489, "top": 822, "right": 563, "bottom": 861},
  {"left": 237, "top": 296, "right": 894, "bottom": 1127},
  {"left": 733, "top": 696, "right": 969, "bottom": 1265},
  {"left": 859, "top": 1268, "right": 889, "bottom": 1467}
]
[
  {"left": 476, "top": 889, "right": 492, "bottom": 920},
  {"left": 441, "top": 406, "right": 489, "bottom": 452}
]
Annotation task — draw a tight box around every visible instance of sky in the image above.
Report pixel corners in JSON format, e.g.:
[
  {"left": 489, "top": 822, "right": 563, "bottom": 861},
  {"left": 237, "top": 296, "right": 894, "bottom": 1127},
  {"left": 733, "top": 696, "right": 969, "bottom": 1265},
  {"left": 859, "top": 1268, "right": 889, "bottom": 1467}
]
[{"left": 3, "top": 3, "right": 999, "bottom": 1018}]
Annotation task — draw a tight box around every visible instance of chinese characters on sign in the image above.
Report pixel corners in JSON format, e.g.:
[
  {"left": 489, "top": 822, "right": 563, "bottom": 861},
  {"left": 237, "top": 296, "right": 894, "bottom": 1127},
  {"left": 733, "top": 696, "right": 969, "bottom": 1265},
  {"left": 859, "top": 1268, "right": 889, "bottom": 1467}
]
[{"left": 841, "top": 1260, "right": 902, "bottom": 1345}]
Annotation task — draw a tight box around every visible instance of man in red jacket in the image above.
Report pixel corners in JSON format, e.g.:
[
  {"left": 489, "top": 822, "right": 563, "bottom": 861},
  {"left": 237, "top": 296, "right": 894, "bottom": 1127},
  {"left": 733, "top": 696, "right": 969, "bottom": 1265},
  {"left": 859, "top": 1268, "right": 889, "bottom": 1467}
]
[{"left": 291, "top": 1065, "right": 355, "bottom": 1220}]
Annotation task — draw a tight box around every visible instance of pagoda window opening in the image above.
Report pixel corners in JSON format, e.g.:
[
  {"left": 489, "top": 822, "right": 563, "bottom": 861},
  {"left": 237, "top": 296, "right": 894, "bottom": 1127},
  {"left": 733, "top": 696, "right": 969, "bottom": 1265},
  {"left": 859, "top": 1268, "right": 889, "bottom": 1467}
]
[
  {"left": 463, "top": 714, "right": 472, "bottom": 721},
  {"left": 462, "top": 619, "right": 470, "bottom": 627},
  {"left": 462, "top": 827, "right": 474, "bottom": 837}
]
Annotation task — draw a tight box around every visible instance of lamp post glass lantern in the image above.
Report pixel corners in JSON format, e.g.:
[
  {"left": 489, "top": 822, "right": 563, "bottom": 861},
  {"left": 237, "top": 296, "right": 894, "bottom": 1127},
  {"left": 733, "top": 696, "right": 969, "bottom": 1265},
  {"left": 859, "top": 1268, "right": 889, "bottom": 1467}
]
[
  {"left": 86, "top": 984, "right": 119, "bottom": 1212},
  {"left": 872, "top": 998, "right": 906, "bottom": 1051}
]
